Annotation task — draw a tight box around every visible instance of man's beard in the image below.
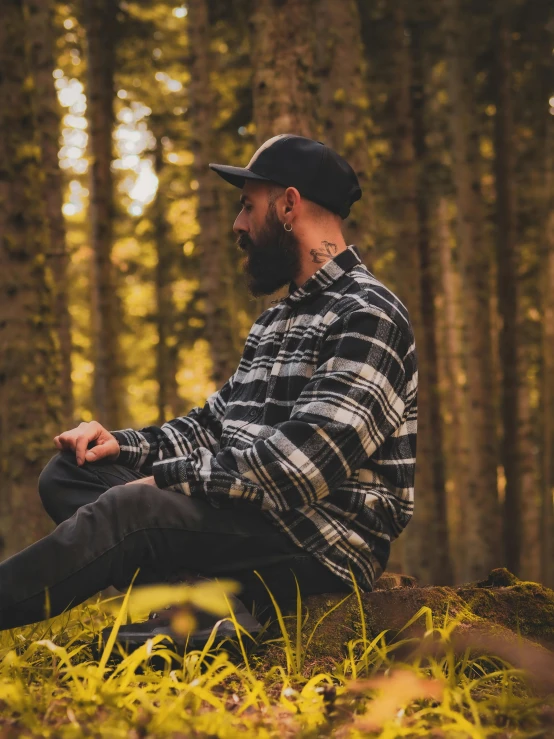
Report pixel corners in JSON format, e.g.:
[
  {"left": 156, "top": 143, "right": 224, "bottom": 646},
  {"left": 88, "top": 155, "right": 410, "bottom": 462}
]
[{"left": 236, "top": 203, "right": 302, "bottom": 297}]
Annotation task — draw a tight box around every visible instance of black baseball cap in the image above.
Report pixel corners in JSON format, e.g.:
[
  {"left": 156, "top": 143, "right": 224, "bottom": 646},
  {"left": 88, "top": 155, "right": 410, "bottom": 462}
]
[{"left": 209, "top": 134, "right": 362, "bottom": 219}]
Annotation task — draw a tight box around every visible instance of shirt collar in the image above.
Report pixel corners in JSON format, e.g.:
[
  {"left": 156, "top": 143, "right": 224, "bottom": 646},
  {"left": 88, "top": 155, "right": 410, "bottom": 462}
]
[{"left": 282, "top": 244, "right": 362, "bottom": 306}]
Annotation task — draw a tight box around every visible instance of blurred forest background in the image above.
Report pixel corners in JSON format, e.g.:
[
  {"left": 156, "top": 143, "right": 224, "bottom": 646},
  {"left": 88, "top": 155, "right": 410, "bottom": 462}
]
[{"left": 1, "top": 0, "right": 553, "bottom": 590}]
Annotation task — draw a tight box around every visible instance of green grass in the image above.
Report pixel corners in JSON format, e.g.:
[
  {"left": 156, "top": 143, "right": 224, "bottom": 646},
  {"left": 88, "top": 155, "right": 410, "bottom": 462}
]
[{"left": 0, "top": 577, "right": 551, "bottom": 738}]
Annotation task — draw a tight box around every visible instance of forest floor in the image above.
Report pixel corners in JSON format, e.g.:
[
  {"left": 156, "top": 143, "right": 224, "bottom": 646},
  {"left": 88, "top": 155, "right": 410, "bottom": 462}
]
[{"left": 0, "top": 579, "right": 552, "bottom": 738}]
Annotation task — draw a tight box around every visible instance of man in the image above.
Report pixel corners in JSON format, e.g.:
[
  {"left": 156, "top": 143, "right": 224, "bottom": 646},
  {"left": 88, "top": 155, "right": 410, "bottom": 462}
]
[{"left": 1, "top": 134, "right": 417, "bottom": 645}]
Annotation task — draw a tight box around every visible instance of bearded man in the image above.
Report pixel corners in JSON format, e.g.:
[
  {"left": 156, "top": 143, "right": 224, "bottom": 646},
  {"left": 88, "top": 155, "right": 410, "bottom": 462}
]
[{"left": 0, "top": 135, "right": 417, "bottom": 648}]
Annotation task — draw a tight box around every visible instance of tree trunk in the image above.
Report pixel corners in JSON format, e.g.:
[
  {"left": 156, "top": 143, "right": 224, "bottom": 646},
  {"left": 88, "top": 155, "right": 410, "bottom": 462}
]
[
  {"left": 492, "top": 9, "right": 521, "bottom": 574},
  {"left": 188, "top": 0, "right": 237, "bottom": 386},
  {"left": 518, "top": 348, "right": 541, "bottom": 582},
  {"left": 436, "top": 198, "right": 471, "bottom": 583},
  {"left": 315, "top": 0, "right": 374, "bottom": 266},
  {"left": 388, "top": 8, "right": 452, "bottom": 585},
  {"left": 541, "top": 209, "right": 554, "bottom": 587},
  {"left": 527, "top": 1, "right": 554, "bottom": 588},
  {"left": 443, "top": 0, "right": 502, "bottom": 580},
  {"left": 151, "top": 126, "right": 181, "bottom": 423},
  {"left": 25, "top": 0, "right": 74, "bottom": 427},
  {"left": 83, "top": 0, "right": 124, "bottom": 429},
  {"left": 0, "top": 0, "right": 62, "bottom": 555},
  {"left": 249, "top": 0, "right": 319, "bottom": 314},
  {"left": 250, "top": 0, "right": 317, "bottom": 142},
  {"left": 410, "top": 20, "right": 453, "bottom": 584}
]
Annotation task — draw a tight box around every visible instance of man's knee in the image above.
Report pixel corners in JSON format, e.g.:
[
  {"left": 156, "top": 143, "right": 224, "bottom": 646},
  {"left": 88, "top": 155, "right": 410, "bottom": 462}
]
[
  {"left": 38, "top": 451, "right": 79, "bottom": 521},
  {"left": 38, "top": 452, "right": 65, "bottom": 502}
]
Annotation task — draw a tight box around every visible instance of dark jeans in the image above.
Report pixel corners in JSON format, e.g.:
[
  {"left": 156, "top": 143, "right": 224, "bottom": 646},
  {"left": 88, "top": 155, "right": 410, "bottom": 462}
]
[{"left": 0, "top": 451, "right": 349, "bottom": 630}]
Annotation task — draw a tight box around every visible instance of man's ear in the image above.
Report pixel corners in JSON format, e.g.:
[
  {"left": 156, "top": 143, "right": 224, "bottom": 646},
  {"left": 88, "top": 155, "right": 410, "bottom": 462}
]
[{"left": 283, "top": 186, "right": 301, "bottom": 215}]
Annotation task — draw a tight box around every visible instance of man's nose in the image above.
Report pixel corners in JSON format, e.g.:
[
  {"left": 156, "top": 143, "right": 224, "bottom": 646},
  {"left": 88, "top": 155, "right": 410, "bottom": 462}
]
[{"left": 233, "top": 211, "right": 249, "bottom": 235}]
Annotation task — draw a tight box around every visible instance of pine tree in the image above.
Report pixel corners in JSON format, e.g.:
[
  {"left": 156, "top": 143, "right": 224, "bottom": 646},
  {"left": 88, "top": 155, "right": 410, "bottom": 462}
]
[
  {"left": 315, "top": 0, "right": 374, "bottom": 264},
  {"left": 436, "top": 197, "right": 471, "bottom": 581},
  {"left": 83, "top": 0, "right": 125, "bottom": 429},
  {"left": 0, "top": 0, "right": 62, "bottom": 553},
  {"left": 26, "top": 0, "right": 74, "bottom": 427},
  {"left": 188, "top": 0, "right": 238, "bottom": 385},
  {"left": 492, "top": 5, "right": 521, "bottom": 574},
  {"left": 151, "top": 120, "right": 181, "bottom": 423},
  {"left": 443, "top": 0, "right": 502, "bottom": 580},
  {"left": 387, "top": 6, "right": 452, "bottom": 584},
  {"left": 250, "top": 0, "right": 318, "bottom": 141}
]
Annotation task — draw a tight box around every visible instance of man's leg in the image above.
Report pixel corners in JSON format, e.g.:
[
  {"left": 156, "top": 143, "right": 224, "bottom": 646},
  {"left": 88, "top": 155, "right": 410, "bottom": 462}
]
[
  {"left": 38, "top": 451, "right": 146, "bottom": 524},
  {"left": 0, "top": 479, "right": 348, "bottom": 630}
]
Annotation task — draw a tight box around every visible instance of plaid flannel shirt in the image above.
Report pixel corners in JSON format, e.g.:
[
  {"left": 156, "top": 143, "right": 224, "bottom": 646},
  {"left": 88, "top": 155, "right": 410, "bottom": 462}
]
[{"left": 111, "top": 244, "right": 417, "bottom": 591}]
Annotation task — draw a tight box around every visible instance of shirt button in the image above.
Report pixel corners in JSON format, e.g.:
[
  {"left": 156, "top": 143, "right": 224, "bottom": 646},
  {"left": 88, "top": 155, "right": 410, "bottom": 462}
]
[{"left": 248, "top": 408, "right": 258, "bottom": 418}]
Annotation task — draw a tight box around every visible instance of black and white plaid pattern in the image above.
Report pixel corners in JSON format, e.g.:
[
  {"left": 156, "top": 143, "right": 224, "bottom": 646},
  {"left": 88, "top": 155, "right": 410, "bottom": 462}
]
[{"left": 112, "top": 245, "right": 417, "bottom": 591}]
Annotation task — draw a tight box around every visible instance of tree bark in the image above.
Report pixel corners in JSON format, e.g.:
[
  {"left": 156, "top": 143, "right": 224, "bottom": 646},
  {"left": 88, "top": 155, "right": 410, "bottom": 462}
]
[
  {"left": 443, "top": 0, "right": 502, "bottom": 580},
  {"left": 0, "top": 0, "right": 62, "bottom": 554},
  {"left": 83, "top": 0, "right": 124, "bottom": 429},
  {"left": 25, "top": 0, "right": 74, "bottom": 427},
  {"left": 410, "top": 20, "right": 453, "bottom": 584},
  {"left": 436, "top": 198, "right": 471, "bottom": 583},
  {"left": 492, "top": 9, "right": 521, "bottom": 574},
  {"left": 541, "top": 209, "right": 554, "bottom": 587},
  {"left": 388, "top": 8, "right": 452, "bottom": 585},
  {"left": 248, "top": 0, "right": 319, "bottom": 314},
  {"left": 315, "top": 0, "right": 374, "bottom": 266},
  {"left": 151, "top": 125, "right": 181, "bottom": 423},
  {"left": 188, "top": 0, "right": 237, "bottom": 386},
  {"left": 518, "top": 347, "right": 541, "bottom": 582},
  {"left": 250, "top": 0, "right": 317, "bottom": 142}
]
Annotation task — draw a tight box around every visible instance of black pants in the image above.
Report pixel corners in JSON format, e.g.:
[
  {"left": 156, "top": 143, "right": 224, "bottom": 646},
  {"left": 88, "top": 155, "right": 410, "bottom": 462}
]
[{"left": 0, "top": 451, "right": 349, "bottom": 630}]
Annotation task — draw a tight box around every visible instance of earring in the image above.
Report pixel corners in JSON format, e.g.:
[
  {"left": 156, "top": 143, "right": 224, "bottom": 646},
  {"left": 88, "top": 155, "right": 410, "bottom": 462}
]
[{"left": 284, "top": 222, "right": 293, "bottom": 232}]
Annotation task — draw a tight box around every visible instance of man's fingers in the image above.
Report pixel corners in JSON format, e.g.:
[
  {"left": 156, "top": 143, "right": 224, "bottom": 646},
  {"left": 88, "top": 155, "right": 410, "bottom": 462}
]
[
  {"left": 75, "top": 429, "right": 100, "bottom": 466},
  {"left": 54, "top": 423, "right": 114, "bottom": 465},
  {"left": 85, "top": 438, "right": 118, "bottom": 463},
  {"left": 55, "top": 434, "right": 75, "bottom": 451},
  {"left": 85, "top": 442, "right": 106, "bottom": 462}
]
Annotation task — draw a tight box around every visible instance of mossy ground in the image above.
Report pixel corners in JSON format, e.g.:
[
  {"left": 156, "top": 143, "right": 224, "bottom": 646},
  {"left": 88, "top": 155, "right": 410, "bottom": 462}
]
[
  {"left": 297, "top": 568, "right": 554, "bottom": 664},
  {"left": 0, "top": 571, "right": 551, "bottom": 737}
]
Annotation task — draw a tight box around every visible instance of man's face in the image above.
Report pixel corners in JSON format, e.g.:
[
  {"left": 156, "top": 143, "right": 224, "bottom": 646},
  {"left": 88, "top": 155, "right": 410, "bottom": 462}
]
[{"left": 233, "top": 183, "right": 301, "bottom": 297}]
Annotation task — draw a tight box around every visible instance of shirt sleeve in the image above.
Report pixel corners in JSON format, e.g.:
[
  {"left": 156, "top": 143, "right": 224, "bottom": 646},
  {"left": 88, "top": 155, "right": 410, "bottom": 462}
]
[
  {"left": 110, "top": 371, "right": 236, "bottom": 474},
  {"left": 151, "top": 309, "right": 409, "bottom": 512}
]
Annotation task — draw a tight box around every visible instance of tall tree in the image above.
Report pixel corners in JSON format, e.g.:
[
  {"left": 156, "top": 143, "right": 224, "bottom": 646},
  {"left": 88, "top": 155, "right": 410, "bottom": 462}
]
[
  {"left": 250, "top": 0, "right": 317, "bottom": 142},
  {"left": 188, "top": 0, "right": 237, "bottom": 386},
  {"left": 150, "top": 122, "right": 181, "bottom": 423},
  {"left": 249, "top": 0, "right": 319, "bottom": 313},
  {"left": 83, "top": 0, "right": 125, "bottom": 429},
  {"left": 26, "top": 0, "right": 74, "bottom": 427},
  {"left": 388, "top": 7, "right": 452, "bottom": 585},
  {"left": 541, "top": 209, "right": 554, "bottom": 587},
  {"left": 410, "top": 17, "right": 453, "bottom": 584},
  {"left": 492, "top": 6, "right": 521, "bottom": 574},
  {"left": 518, "top": 348, "right": 541, "bottom": 581},
  {"left": 436, "top": 197, "right": 471, "bottom": 582},
  {"left": 511, "top": 0, "right": 554, "bottom": 586},
  {"left": 315, "top": 0, "right": 374, "bottom": 265},
  {"left": 0, "top": 0, "right": 62, "bottom": 554},
  {"left": 443, "top": 0, "right": 502, "bottom": 580}
]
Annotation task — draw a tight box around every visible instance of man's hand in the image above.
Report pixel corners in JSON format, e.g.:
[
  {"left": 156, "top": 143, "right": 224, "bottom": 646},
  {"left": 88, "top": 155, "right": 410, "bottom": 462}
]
[
  {"left": 124, "top": 476, "right": 158, "bottom": 487},
  {"left": 54, "top": 421, "right": 120, "bottom": 466}
]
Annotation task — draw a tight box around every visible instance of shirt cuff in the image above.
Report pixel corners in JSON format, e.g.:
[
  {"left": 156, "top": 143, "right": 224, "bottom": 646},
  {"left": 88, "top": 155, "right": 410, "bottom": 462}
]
[
  {"left": 152, "top": 456, "right": 192, "bottom": 494},
  {"left": 110, "top": 429, "right": 151, "bottom": 469}
]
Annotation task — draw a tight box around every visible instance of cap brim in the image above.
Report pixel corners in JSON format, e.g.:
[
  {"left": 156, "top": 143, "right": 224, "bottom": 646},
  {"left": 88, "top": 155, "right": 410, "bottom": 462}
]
[{"left": 209, "top": 163, "right": 271, "bottom": 189}]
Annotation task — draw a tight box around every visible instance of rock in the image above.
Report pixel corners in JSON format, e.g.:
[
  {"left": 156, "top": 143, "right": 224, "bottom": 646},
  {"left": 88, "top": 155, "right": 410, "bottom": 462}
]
[{"left": 373, "top": 572, "right": 419, "bottom": 590}]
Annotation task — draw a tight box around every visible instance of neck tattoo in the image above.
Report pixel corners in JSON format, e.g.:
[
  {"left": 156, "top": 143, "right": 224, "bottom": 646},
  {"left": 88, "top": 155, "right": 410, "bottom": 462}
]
[{"left": 310, "top": 240, "right": 338, "bottom": 264}]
